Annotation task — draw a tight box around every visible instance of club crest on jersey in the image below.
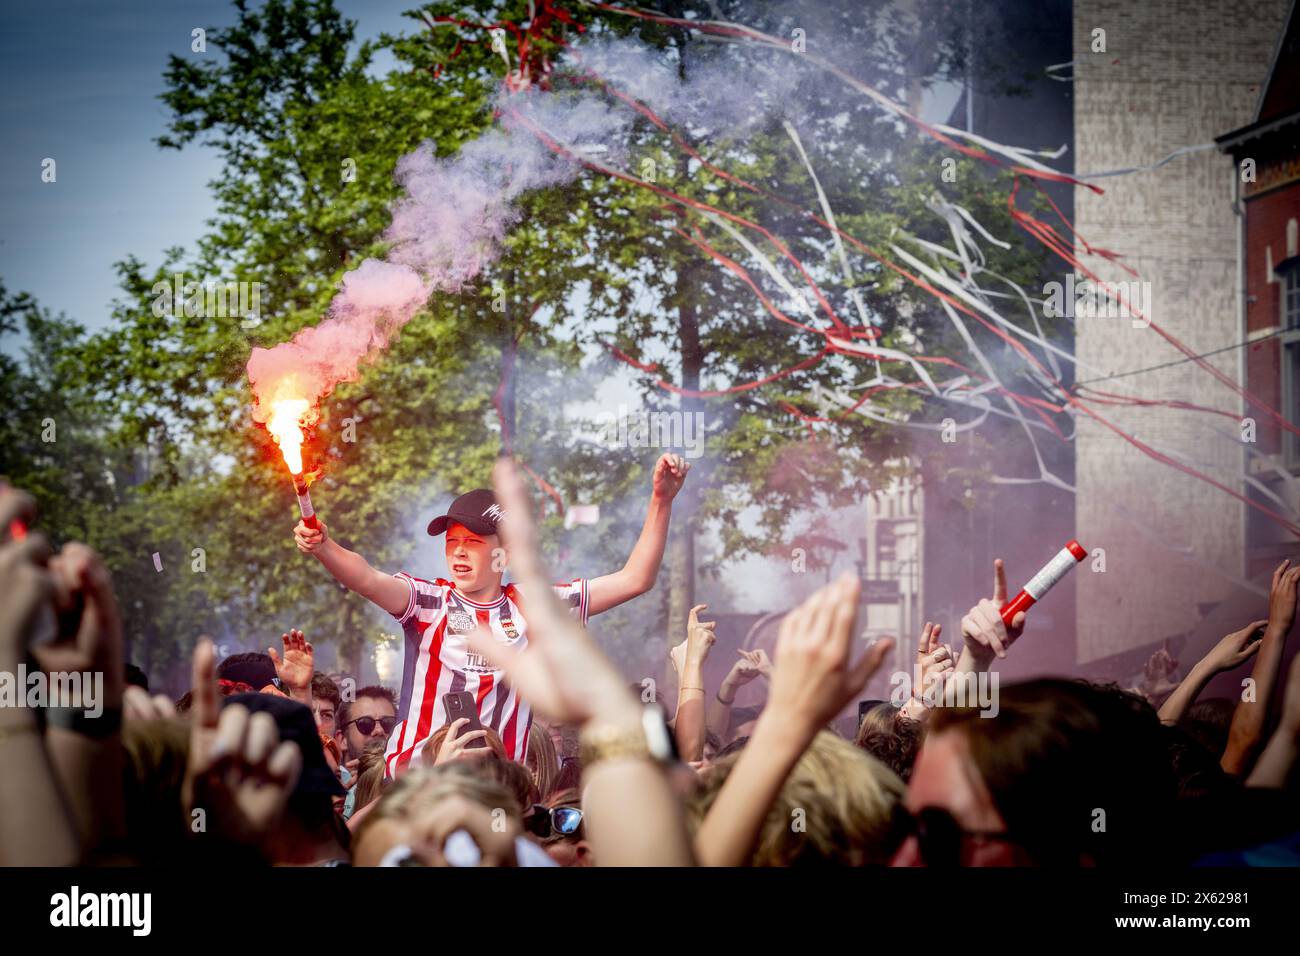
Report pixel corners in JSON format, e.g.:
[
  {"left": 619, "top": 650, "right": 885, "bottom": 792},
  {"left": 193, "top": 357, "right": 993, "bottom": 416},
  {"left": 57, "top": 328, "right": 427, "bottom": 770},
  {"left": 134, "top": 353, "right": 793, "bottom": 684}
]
[
  {"left": 500, "top": 618, "right": 519, "bottom": 640},
  {"left": 447, "top": 609, "right": 475, "bottom": 633}
]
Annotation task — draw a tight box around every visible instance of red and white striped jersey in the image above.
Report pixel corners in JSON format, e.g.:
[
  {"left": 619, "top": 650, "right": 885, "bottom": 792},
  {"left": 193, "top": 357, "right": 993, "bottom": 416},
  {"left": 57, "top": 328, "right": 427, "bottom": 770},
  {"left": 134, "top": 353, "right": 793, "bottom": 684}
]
[{"left": 383, "top": 573, "right": 589, "bottom": 777}]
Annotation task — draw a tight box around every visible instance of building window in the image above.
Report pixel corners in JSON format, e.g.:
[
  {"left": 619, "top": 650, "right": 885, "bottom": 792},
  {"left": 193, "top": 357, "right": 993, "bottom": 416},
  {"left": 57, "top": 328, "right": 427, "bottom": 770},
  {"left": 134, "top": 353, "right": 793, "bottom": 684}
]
[
  {"left": 1287, "top": 265, "right": 1300, "bottom": 330},
  {"left": 1282, "top": 264, "right": 1300, "bottom": 467}
]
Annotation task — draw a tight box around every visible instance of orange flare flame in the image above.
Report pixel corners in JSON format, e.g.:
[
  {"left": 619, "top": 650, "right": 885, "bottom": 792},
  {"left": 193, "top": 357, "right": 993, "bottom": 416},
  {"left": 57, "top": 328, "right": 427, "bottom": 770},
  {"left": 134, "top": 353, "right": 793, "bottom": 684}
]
[{"left": 268, "top": 397, "right": 310, "bottom": 475}]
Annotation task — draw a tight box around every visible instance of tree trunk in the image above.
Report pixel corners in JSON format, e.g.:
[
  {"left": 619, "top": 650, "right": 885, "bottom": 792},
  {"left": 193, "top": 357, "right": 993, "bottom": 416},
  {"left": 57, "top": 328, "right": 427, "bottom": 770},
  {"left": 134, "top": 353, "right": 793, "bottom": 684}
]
[
  {"left": 500, "top": 269, "right": 517, "bottom": 454},
  {"left": 345, "top": 631, "right": 364, "bottom": 685},
  {"left": 666, "top": 260, "right": 703, "bottom": 658}
]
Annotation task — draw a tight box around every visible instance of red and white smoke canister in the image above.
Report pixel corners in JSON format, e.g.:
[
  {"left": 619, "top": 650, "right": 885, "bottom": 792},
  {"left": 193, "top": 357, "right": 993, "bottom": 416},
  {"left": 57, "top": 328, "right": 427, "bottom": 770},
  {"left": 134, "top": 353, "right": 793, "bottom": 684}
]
[
  {"left": 1000, "top": 540, "right": 1087, "bottom": 627},
  {"left": 292, "top": 474, "right": 320, "bottom": 531}
]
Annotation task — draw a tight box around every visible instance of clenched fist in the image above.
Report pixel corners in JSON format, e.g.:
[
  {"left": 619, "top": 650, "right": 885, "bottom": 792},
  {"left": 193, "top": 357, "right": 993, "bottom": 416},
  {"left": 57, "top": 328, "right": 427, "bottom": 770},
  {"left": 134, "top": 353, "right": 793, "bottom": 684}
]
[
  {"left": 651, "top": 453, "right": 691, "bottom": 502},
  {"left": 294, "top": 518, "right": 329, "bottom": 554}
]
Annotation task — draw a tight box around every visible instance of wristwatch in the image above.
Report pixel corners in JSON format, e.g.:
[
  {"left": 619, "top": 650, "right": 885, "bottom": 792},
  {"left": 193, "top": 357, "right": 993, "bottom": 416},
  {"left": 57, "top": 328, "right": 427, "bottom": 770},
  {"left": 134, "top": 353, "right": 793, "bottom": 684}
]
[{"left": 580, "top": 704, "right": 675, "bottom": 770}]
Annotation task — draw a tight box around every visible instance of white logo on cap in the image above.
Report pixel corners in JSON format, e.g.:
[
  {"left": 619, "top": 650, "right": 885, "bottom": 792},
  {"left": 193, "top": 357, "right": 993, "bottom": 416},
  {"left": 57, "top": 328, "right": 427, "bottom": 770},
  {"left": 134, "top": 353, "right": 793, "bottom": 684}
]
[{"left": 482, "top": 503, "right": 505, "bottom": 523}]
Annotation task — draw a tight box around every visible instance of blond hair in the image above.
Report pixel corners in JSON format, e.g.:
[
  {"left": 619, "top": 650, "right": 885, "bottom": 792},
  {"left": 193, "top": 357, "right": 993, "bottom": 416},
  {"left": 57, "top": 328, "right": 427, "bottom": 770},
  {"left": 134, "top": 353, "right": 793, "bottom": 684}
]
[
  {"left": 688, "top": 731, "right": 906, "bottom": 865},
  {"left": 355, "top": 762, "right": 521, "bottom": 846},
  {"left": 353, "top": 739, "right": 389, "bottom": 814}
]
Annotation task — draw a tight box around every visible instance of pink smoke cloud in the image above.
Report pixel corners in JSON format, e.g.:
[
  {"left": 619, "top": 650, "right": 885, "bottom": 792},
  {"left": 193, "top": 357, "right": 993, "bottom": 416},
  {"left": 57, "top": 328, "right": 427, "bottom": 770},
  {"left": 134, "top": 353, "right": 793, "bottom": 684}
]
[
  {"left": 246, "top": 78, "right": 631, "bottom": 422},
  {"left": 247, "top": 259, "right": 429, "bottom": 422}
]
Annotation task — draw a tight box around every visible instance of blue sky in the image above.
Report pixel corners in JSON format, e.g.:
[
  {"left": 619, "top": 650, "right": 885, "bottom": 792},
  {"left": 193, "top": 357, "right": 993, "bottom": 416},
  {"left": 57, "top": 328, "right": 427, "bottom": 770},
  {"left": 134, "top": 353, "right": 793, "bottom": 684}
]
[
  {"left": 0, "top": 0, "right": 414, "bottom": 337},
  {"left": 0, "top": 0, "right": 964, "bottom": 343}
]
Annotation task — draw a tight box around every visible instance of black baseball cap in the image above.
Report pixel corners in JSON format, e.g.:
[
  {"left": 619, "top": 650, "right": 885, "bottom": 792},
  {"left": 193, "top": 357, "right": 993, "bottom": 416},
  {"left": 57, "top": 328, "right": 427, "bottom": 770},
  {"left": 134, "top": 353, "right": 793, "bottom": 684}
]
[
  {"left": 217, "top": 653, "right": 280, "bottom": 692},
  {"left": 223, "top": 693, "right": 347, "bottom": 797},
  {"left": 427, "top": 488, "right": 505, "bottom": 537}
]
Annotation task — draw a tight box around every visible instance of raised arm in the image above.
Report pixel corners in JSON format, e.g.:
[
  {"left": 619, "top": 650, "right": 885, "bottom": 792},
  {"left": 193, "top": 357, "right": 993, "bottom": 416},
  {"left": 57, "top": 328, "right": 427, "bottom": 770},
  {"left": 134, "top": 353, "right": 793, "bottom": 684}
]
[
  {"left": 1158, "top": 620, "right": 1265, "bottom": 725},
  {"left": 469, "top": 458, "right": 693, "bottom": 866},
  {"left": 36, "top": 542, "right": 128, "bottom": 860},
  {"left": 269, "top": 628, "right": 315, "bottom": 708},
  {"left": 953, "top": 559, "right": 1025, "bottom": 676},
  {"left": 706, "top": 649, "right": 767, "bottom": 739},
  {"left": 1246, "top": 652, "right": 1300, "bottom": 789},
  {"left": 673, "top": 604, "right": 715, "bottom": 763},
  {"left": 0, "top": 486, "right": 80, "bottom": 866},
  {"left": 694, "top": 575, "right": 893, "bottom": 867},
  {"left": 1221, "top": 560, "right": 1300, "bottom": 776},
  {"left": 899, "top": 622, "right": 954, "bottom": 722},
  {"left": 587, "top": 453, "right": 689, "bottom": 617},
  {"left": 293, "top": 518, "right": 408, "bottom": 616}
]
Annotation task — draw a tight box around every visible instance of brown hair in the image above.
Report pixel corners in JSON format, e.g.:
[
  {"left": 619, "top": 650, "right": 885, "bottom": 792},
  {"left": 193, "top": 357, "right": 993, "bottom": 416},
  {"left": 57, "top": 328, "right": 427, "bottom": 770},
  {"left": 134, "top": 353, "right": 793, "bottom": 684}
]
[
  {"left": 856, "top": 701, "right": 900, "bottom": 738},
  {"left": 312, "top": 673, "right": 342, "bottom": 712},
  {"left": 854, "top": 708, "right": 922, "bottom": 783},
  {"left": 120, "top": 717, "right": 192, "bottom": 864},
  {"left": 526, "top": 721, "right": 560, "bottom": 800},
  {"left": 929, "top": 679, "right": 1175, "bottom": 865},
  {"left": 482, "top": 757, "right": 539, "bottom": 813}
]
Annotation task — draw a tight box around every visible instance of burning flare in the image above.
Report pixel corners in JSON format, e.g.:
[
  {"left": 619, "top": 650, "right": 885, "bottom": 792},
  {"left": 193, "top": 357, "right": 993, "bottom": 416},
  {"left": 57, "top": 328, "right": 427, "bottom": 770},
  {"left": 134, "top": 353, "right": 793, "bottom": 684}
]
[
  {"left": 267, "top": 397, "right": 310, "bottom": 475},
  {"left": 260, "top": 386, "right": 321, "bottom": 529}
]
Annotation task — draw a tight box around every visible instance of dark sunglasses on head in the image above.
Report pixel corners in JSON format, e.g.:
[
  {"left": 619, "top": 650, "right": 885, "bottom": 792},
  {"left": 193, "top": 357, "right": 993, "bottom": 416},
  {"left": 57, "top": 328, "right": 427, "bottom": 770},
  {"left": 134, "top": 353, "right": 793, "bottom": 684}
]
[
  {"left": 525, "top": 805, "right": 583, "bottom": 840},
  {"left": 346, "top": 715, "right": 397, "bottom": 736},
  {"left": 902, "top": 807, "right": 1018, "bottom": 866}
]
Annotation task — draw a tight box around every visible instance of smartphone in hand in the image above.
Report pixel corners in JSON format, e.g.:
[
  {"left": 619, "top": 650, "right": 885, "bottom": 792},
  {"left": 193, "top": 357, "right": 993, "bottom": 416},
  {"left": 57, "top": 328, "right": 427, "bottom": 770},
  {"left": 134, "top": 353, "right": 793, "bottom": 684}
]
[{"left": 443, "top": 691, "right": 489, "bottom": 749}]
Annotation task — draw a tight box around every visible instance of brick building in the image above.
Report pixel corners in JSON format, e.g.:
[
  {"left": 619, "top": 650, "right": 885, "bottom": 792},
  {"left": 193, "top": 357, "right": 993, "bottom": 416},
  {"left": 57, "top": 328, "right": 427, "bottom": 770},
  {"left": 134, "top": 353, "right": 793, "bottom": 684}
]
[
  {"left": 1073, "top": 0, "right": 1292, "bottom": 668},
  {"left": 1217, "top": 2, "right": 1300, "bottom": 579}
]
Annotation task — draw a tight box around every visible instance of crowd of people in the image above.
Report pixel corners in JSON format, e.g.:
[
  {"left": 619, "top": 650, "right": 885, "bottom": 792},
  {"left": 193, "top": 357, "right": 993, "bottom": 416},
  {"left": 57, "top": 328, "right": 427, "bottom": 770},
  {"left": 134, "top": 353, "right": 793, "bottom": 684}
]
[{"left": 2, "top": 462, "right": 1300, "bottom": 867}]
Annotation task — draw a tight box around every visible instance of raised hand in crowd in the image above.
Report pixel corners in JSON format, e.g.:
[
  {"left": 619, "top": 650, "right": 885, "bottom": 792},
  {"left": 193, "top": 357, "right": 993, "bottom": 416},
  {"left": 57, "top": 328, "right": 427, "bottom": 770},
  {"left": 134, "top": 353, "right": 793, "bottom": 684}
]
[
  {"left": 466, "top": 457, "right": 693, "bottom": 866},
  {"left": 747, "top": 647, "right": 773, "bottom": 679},
  {"left": 707, "top": 647, "right": 770, "bottom": 740},
  {"left": 669, "top": 602, "right": 716, "bottom": 675},
  {"left": 1158, "top": 620, "right": 1266, "bottom": 725},
  {"left": 675, "top": 603, "right": 716, "bottom": 762},
  {"left": 955, "top": 559, "right": 1025, "bottom": 673},
  {"left": 730, "top": 648, "right": 770, "bottom": 685},
  {"left": 1136, "top": 642, "right": 1181, "bottom": 705},
  {"left": 433, "top": 717, "right": 491, "bottom": 765},
  {"left": 269, "top": 628, "right": 314, "bottom": 706},
  {"left": 694, "top": 573, "right": 893, "bottom": 866},
  {"left": 0, "top": 484, "right": 79, "bottom": 866},
  {"left": 900, "top": 621, "right": 954, "bottom": 721},
  {"left": 183, "top": 639, "right": 302, "bottom": 854},
  {"left": 32, "top": 535, "right": 128, "bottom": 858},
  {"left": 1222, "top": 559, "right": 1300, "bottom": 777}
]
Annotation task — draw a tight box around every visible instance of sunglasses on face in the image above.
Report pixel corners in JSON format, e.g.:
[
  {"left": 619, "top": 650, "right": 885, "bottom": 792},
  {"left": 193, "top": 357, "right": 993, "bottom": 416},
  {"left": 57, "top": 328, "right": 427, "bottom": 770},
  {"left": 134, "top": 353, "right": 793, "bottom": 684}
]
[
  {"left": 525, "top": 805, "right": 583, "bottom": 840},
  {"left": 346, "top": 715, "right": 397, "bottom": 736},
  {"left": 901, "top": 807, "right": 1019, "bottom": 866}
]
